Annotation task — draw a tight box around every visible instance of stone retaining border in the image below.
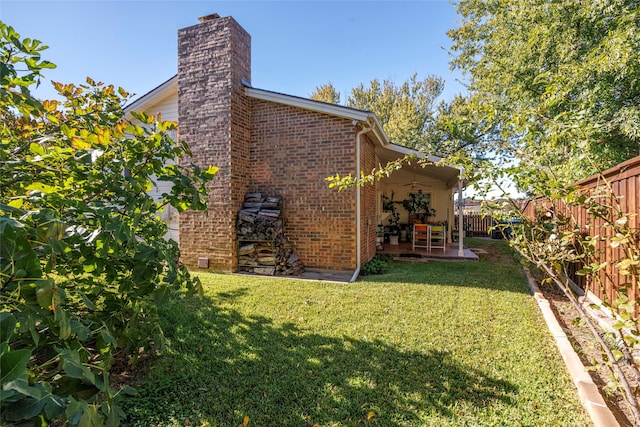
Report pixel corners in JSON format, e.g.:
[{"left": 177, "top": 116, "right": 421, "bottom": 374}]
[{"left": 523, "top": 266, "right": 619, "bottom": 427}]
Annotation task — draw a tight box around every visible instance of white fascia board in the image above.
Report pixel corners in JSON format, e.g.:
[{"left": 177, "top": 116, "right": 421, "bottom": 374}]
[
  {"left": 368, "top": 115, "right": 390, "bottom": 146},
  {"left": 385, "top": 143, "right": 445, "bottom": 164},
  {"left": 125, "top": 75, "right": 178, "bottom": 114}
]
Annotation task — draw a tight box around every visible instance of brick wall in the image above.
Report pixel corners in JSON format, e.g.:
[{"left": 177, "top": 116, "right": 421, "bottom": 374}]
[
  {"left": 249, "top": 99, "right": 359, "bottom": 270},
  {"left": 175, "top": 14, "right": 378, "bottom": 273},
  {"left": 361, "top": 133, "right": 379, "bottom": 264},
  {"left": 177, "top": 15, "right": 251, "bottom": 270}
]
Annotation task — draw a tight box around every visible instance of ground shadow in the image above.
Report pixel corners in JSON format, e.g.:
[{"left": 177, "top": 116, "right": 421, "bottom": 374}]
[{"left": 122, "top": 291, "right": 518, "bottom": 426}]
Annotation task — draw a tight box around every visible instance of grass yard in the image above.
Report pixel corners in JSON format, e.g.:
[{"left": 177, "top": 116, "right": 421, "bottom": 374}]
[{"left": 121, "top": 239, "right": 591, "bottom": 426}]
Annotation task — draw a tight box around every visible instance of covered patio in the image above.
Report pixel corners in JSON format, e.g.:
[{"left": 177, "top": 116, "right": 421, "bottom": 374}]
[{"left": 373, "top": 143, "right": 472, "bottom": 260}]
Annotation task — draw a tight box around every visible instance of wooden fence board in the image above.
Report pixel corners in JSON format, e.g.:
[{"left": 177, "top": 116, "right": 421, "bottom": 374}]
[
  {"left": 455, "top": 214, "right": 493, "bottom": 237},
  {"left": 522, "top": 155, "right": 640, "bottom": 309}
]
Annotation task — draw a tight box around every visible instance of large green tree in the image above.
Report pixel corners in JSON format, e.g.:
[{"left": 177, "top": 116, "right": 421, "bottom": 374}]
[
  {"left": 0, "top": 22, "right": 215, "bottom": 425},
  {"left": 446, "top": 4, "right": 640, "bottom": 418},
  {"left": 311, "top": 74, "right": 445, "bottom": 151},
  {"left": 448, "top": 0, "right": 640, "bottom": 185},
  {"left": 310, "top": 82, "right": 341, "bottom": 104}
]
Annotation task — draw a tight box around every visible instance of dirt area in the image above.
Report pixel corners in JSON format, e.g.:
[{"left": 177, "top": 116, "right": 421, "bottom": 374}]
[{"left": 537, "top": 279, "right": 636, "bottom": 427}]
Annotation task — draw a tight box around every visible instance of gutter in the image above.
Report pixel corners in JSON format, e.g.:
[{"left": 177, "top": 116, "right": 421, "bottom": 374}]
[{"left": 350, "top": 121, "right": 373, "bottom": 283}]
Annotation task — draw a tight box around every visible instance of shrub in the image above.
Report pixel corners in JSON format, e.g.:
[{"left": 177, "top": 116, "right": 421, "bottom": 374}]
[
  {"left": 0, "top": 22, "right": 215, "bottom": 425},
  {"left": 361, "top": 254, "right": 393, "bottom": 275}
]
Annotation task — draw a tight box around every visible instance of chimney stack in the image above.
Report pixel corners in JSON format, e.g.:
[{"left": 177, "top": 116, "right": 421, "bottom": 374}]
[
  {"left": 198, "top": 13, "right": 220, "bottom": 23},
  {"left": 177, "top": 14, "right": 252, "bottom": 270}
]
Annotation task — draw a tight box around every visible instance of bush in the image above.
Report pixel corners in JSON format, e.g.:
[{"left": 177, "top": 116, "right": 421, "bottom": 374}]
[
  {"left": 0, "top": 22, "right": 214, "bottom": 425},
  {"left": 361, "top": 254, "right": 393, "bottom": 275}
]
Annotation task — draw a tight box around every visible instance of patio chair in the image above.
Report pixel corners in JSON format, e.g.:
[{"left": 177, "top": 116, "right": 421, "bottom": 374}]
[
  {"left": 429, "top": 225, "right": 446, "bottom": 252},
  {"left": 413, "top": 224, "right": 429, "bottom": 251}
]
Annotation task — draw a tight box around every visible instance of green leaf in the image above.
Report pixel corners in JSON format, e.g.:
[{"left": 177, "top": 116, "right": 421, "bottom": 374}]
[
  {"left": 39, "top": 60, "right": 56, "bottom": 69},
  {"left": 49, "top": 237, "right": 68, "bottom": 255},
  {"left": 54, "top": 376, "right": 99, "bottom": 400},
  {"left": 58, "top": 348, "right": 98, "bottom": 386},
  {"left": 0, "top": 348, "right": 31, "bottom": 385},
  {"left": 0, "top": 312, "right": 16, "bottom": 344},
  {"left": 83, "top": 263, "right": 97, "bottom": 273},
  {"left": 205, "top": 165, "right": 219, "bottom": 177},
  {"left": 43, "top": 393, "right": 66, "bottom": 420},
  {"left": 7, "top": 198, "right": 24, "bottom": 208},
  {"left": 612, "top": 349, "right": 624, "bottom": 362},
  {"left": 0, "top": 218, "right": 42, "bottom": 280},
  {"left": 0, "top": 388, "right": 19, "bottom": 402},
  {"left": 78, "top": 404, "right": 103, "bottom": 427},
  {"left": 99, "top": 328, "right": 117, "bottom": 350},
  {"left": 78, "top": 291, "right": 95, "bottom": 310},
  {"left": 105, "top": 407, "right": 119, "bottom": 427},
  {"left": 36, "top": 279, "right": 54, "bottom": 309},
  {"left": 71, "top": 319, "right": 91, "bottom": 341},
  {"left": 120, "top": 385, "right": 138, "bottom": 396},
  {"left": 25, "top": 181, "right": 58, "bottom": 194},
  {"left": 65, "top": 396, "right": 86, "bottom": 425},
  {"left": 29, "top": 142, "right": 45, "bottom": 156},
  {"left": 3, "top": 375, "right": 43, "bottom": 399},
  {"left": 3, "top": 396, "right": 46, "bottom": 422}
]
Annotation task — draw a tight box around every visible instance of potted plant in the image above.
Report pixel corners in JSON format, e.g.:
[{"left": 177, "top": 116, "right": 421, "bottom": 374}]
[
  {"left": 376, "top": 224, "right": 385, "bottom": 248},
  {"left": 388, "top": 205, "right": 400, "bottom": 245},
  {"left": 400, "top": 223, "right": 409, "bottom": 242},
  {"left": 376, "top": 224, "right": 384, "bottom": 245}
]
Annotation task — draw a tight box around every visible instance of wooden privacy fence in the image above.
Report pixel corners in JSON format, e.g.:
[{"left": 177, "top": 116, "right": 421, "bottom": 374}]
[
  {"left": 454, "top": 214, "right": 494, "bottom": 237},
  {"left": 522, "top": 155, "right": 640, "bottom": 306}
]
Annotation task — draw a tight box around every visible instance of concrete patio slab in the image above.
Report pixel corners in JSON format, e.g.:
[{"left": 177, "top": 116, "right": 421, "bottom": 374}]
[{"left": 379, "top": 241, "right": 479, "bottom": 261}]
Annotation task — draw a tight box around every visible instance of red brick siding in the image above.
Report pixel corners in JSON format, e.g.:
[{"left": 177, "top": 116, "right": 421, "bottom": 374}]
[
  {"left": 228, "top": 19, "right": 253, "bottom": 270},
  {"left": 361, "top": 133, "right": 379, "bottom": 264},
  {"left": 249, "top": 99, "right": 357, "bottom": 270},
  {"left": 177, "top": 16, "right": 251, "bottom": 270}
]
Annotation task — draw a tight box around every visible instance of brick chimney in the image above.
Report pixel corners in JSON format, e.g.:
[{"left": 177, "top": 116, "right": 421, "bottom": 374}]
[{"left": 177, "top": 14, "right": 251, "bottom": 270}]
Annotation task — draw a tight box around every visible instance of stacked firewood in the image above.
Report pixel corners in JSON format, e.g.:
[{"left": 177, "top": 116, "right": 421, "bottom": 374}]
[{"left": 237, "top": 193, "right": 304, "bottom": 276}]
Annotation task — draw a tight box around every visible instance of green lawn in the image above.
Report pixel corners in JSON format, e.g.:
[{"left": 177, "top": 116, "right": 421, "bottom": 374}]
[{"left": 121, "top": 239, "right": 591, "bottom": 426}]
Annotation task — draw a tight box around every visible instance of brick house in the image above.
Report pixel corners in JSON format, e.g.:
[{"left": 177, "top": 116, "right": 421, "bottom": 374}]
[{"left": 126, "top": 14, "right": 464, "bottom": 278}]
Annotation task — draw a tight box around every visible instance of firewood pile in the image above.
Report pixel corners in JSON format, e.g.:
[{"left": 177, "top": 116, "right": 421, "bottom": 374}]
[{"left": 237, "top": 193, "right": 304, "bottom": 276}]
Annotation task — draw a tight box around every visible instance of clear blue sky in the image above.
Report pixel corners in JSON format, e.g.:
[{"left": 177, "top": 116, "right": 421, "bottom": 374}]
[{"left": 1, "top": 1, "right": 465, "bottom": 104}]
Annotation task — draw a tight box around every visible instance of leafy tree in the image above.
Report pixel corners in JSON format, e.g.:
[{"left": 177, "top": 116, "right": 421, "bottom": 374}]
[
  {"left": 348, "top": 74, "right": 444, "bottom": 150},
  {"left": 0, "top": 22, "right": 215, "bottom": 425},
  {"left": 445, "top": 2, "right": 640, "bottom": 420},
  {"left": 310, "top": 81, "right": 341, "bottom": 104},
  {"left": 448, "top": 0, "right": 640, "bottom": 185},
  {"left": 312, "top": 74, "right": 445, "bottom": 150}
]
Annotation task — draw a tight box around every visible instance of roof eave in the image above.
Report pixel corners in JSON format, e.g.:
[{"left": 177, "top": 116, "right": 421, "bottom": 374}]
[
  {"left": 124, "top": 75, "right": 178, "bottom": 113},
  {"left": 383, "top": 143, "right": 444, "bottom": 164}
]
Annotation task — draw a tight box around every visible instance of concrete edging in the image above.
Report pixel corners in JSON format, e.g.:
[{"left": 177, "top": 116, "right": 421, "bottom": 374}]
[{"left": 522, "top": 266, "right": 620, "bottom": 427}]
